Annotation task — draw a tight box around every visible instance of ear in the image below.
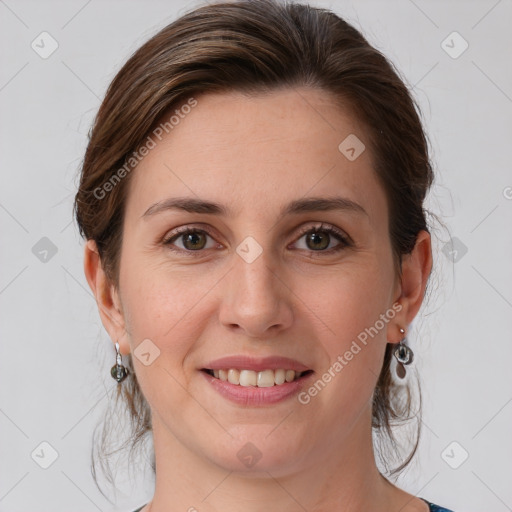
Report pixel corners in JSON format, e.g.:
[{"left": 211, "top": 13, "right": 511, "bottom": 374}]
[
  {"left": 391, "top": 229, "right": 433, "bottom": 342},
  {"left": 83, "top": 239, "right": 130, "bottom": 355}
]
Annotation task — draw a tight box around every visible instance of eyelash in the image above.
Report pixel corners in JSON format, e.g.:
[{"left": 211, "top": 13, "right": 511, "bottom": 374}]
[{"left": 162, "top": 223, "right": 351, "bottom": 256}]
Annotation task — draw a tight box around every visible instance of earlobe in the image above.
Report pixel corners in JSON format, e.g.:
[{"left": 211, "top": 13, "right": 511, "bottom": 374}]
[{"left": 83, "top": 239, "right": 128, "bottom": 352}]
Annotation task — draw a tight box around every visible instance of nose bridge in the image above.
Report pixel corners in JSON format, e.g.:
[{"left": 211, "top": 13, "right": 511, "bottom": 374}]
[
  {"left": 219, "top": 236, "right": 293, "bottom": 335},
  {"left": 234, "top": 239, "right": 280, "bottom": 308}
]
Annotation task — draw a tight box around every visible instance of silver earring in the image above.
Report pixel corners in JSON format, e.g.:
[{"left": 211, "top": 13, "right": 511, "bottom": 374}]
[
  {"left": 110, "top": 342, "right": 129, "bottom": 383},
  {"left": 393, "top": 327, "right": 414, "bottom": 380}
]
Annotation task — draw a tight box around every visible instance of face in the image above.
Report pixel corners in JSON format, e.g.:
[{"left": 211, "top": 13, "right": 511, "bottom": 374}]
[{"left": 114, "top": 87, "right": 402, "bottom": 475}]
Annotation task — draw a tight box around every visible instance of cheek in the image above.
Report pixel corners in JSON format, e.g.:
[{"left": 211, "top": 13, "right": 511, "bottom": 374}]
[
  {"left": 118, "top": 252, "right": 235, "bottom": 410},
  {"left": 119, "top": 268, "right": 207, "bottom": 415},
  {"left": 120, "top": 239, "right": 201, "bottom": 329},
  {"left": 122, "top": 269, "right": 204, "bottom": 350},
  {"left": 298, "top": 261, "right": 393, "bottom": 408},
  {"left": 302, "top": 260, "right": 393, "bottom": 345},
  {"left": 117, "top": 250, "right": 197, "bottom": 376}
]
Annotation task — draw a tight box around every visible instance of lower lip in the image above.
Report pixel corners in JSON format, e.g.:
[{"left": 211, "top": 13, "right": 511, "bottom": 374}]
[{"left": 200, "top": 370, "right": 314, "bottom": 406}]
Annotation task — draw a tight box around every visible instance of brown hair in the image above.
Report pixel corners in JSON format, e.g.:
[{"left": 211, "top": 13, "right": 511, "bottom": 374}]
[{"left": 74, "top": 0, "right": 435, "bottom": 494}]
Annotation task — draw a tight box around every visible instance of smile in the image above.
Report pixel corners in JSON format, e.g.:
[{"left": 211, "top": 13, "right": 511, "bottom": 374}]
[
  {"left": 202, "top": 368, "right": 313, "bottom": 387},
  {"left": 200, "top": 367, "right": 315, "bottom": 406}
]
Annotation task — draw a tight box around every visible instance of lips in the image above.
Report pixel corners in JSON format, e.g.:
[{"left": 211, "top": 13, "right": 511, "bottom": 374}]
[
  {"left": 199, "top": 355, "right": 314, "bottom": 404},
  {"left": 200, "top": 366, "right": 315, "bottom": 405}
]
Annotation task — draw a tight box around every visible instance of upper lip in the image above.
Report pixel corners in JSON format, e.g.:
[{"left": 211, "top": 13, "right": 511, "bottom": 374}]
[{"left": 202, "top": 355, "right": 312, "bottom": 372}]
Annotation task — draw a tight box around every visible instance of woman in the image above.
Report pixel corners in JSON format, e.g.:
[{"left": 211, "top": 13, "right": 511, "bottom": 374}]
[{"left": 74, "top": 1, "right": 454, "bottom": 510}]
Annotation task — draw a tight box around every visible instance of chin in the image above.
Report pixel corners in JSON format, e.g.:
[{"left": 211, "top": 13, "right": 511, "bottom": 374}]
[{"left": 205, "top": 429, "right": 308, "bottom": 475}]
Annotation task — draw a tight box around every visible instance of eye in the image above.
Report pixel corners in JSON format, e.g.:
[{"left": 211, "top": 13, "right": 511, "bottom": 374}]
[
  {"left": 162, "top": 222, "right": 351, "bottom": 256},
  {"left": 163, "top": 226, "right": 218, "bottom": 253},
  {"left": 292, "top": 223, "right": 351, "bottom": 253}
]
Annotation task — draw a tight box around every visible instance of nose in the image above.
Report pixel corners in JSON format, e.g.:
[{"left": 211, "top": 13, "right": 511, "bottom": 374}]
[{"left": 218, "top": 245, "right": 294, "bottom": 338}]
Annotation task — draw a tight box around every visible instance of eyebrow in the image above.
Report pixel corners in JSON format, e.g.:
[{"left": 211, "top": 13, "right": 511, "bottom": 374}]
[{"left": 141, "top": 195, "right": 368, "bottom": 221}]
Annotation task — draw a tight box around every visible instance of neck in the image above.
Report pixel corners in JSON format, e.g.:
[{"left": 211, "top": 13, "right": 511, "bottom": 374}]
[{"left": 145, "top": 404, "right": 398, "bottom": 511}]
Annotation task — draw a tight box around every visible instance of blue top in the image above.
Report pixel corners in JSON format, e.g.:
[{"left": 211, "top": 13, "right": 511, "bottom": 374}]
[
  {"left": 421, "top": 498, "right": 455, "bottom": 511},
  {"left": 132, "top": 498, "right": 454, "bottom": 511}
]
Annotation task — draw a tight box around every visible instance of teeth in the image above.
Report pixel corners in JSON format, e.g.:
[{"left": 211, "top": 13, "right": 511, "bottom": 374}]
[
  {"left": 209, "top": 368, "right": 306, "bottom": 386},
  {"left": 240, "top": 369, "right": 257, "bottom": 386},
  {"left": 228, "top": 369, "right": 240, "bottom": 385},
  {"left": 285, "top": 369, "right": 295, "bottom": 382},
  {"left": 274, "top": 368, "right": 286, "bottom": 385},
  {"left": 257, "top": 369, "right": 274, "bottom": 387}
]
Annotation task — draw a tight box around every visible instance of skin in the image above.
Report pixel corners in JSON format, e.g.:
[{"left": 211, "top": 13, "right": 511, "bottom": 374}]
[{"left": 84, "top": 87, "right": 432, "bottom": 512}]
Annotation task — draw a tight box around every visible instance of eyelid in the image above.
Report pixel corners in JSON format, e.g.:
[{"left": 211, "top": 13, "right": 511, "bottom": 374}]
[
  {"left": 162, "top": 223, "right": 220, "bottom": 249},
  {"left": 293, "top": 222, "right": 351, "bottom": 245}
]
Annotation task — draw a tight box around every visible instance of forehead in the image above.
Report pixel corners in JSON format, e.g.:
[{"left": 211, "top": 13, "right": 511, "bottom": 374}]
[{"left": 124, "top": 87, "right": 386, "bottom": 226}]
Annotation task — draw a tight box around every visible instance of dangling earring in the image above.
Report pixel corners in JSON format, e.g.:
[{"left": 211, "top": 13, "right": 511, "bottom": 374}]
[
  {"left": 110, "top": 341, "right": 129, "bottom": 383},
  {"left": 392, "top": 327, "right": 414, "bottom": 380}
]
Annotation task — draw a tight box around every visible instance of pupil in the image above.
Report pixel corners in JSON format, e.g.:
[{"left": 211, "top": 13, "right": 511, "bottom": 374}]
[
  {"left": 185, "top": 232, "right": 204, "bottom": 250},
  {"left": 308, "top": 231, "right": 328, "bottom": 250}
]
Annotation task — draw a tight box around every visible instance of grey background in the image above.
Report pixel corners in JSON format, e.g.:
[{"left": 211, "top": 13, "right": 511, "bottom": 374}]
[{"left": 0, "top": 0, "right": 511, "bottom": 511}]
